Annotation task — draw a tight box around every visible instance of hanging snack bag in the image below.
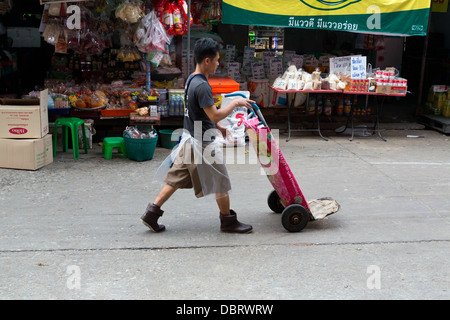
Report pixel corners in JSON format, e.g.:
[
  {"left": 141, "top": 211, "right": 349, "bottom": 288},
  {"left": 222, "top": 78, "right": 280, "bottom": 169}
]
[
  {"left": 154, "top": 0, "right": 165, "bottom": 20},
  {"left": 191, "top": 1, "right": 204, "bottom": 25},
  {"left": 115, "top": 0, "right": 144, "bottom": 24},
  {"left": 172, "top": 2, "right": 183, "bottom": 36},
  {"left": 49, "top": 3, "right": 66, "bottom": 17},
  {"left": 177, "top": 0, "right": 193, "bottom": 33},
  {"left": 162, "top": 0, "right": 174, "bottom": 34}
]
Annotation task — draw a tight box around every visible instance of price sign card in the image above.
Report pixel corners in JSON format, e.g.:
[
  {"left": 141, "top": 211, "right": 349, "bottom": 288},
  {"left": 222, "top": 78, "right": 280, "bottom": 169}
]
[
  {"left": 351, "top": 56, "right": 367, "bottom": 79},
  {"left": 290, "top": 55, "right": 304, "bottom": 69},
  {"left": 227, "top": 62, "right": 241, "bottom": 81},
  {"left": 224, "top": 44, "right": 236, "bottom": 63},
  {"left": 251, "top": 62, "right": 265, "bottom": 80},
  {"left": 242, "top": 46, "right": 256, "bottom": 73},
  {"left": 269, "top": 57, "right": 283, "bottom": 78}
]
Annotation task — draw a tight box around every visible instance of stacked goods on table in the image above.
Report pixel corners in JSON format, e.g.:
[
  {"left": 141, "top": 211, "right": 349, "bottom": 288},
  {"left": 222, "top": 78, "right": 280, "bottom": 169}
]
[
  {"left": 271, "top": 63, "right": 407, "bottom": 96},
  {"left": 374, "top": 67, "right": 408, "bottom": 95},
  {"left": 271, "top": 65, "right": 348, "bottom": 92},
  {"left": 31, "top": 80, "right": 160, "bottom": 117}
]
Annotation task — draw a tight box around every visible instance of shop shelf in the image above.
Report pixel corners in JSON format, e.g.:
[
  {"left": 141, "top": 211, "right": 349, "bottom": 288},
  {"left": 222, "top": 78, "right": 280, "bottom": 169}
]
[{"left": 100, "top": 109, "right": 135, "bottom": 117}]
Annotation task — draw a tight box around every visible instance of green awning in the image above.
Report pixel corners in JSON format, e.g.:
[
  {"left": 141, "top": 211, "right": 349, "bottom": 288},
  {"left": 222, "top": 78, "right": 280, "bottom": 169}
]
[{"left": 222, "top": 0, "right": 431, "bottom": 36}]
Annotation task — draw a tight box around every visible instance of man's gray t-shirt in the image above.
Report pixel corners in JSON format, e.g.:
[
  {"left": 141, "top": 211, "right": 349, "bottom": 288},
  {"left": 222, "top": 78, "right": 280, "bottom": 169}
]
[{"left": 183, "top": 74, "right": 216, "bottom": 140}]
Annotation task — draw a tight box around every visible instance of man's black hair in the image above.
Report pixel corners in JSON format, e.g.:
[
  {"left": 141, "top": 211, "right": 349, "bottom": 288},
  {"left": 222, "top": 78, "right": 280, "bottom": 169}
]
[{"left": 194, "top": 37, "right": 221, "bottom": 65}]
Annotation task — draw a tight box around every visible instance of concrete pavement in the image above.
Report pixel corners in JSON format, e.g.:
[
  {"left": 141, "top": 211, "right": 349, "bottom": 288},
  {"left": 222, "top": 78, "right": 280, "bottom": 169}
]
[{"left": 0, "top": 127, "right": 449, "bottom": 300}]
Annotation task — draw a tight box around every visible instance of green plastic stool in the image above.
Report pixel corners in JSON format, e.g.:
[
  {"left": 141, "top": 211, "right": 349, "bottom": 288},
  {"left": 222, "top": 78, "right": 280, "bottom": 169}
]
[
  {"left": 102, "top": 137, "right": 127, "bottom": 159},
  {"left": 53, "top": 117, "right": 88, "bottom": 160}
]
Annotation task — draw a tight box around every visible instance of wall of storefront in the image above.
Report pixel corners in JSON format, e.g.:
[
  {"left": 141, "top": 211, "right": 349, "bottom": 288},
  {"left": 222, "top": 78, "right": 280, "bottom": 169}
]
[
  {"left": 1, "top": 1, "right": 448, "bottom": 114},
  {"left": 429, "top": 9, "right": 450, "bottom": 82}
]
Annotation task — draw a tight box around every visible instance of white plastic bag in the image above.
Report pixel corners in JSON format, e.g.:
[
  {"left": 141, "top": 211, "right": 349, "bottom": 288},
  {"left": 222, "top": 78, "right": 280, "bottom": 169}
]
[
  {"left": 217, "top": 92, "right": 250, "bottom": 147},
  {"left": 296, "top": 79, "right": 305, "bottom": 90},
  {"left": 287, "top": 78, "right": 297, "bottom": 90},
  {"left": 272, "top": 77, "right": 287, "bottom": 90},
  {"left": 136, "top": 10, "right": 173, "bottom": 53},
  {"left": 303, "top": 82, "right": 313, "bottom": 90}
]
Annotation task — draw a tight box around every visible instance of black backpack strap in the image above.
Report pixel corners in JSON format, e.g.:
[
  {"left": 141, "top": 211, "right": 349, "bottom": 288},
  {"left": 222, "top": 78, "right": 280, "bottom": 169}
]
[
  {"left": 184, "top": 73, "right": 204, "bottom": 118},
  {"left": 184, "top": 73, "right": 203, "bottom": 98}
]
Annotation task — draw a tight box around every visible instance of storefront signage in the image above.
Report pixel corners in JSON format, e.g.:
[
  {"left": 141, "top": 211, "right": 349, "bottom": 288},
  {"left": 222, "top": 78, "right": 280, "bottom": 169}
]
[{"left": 222, "top": 0, "right": 431, "bottom": 36}]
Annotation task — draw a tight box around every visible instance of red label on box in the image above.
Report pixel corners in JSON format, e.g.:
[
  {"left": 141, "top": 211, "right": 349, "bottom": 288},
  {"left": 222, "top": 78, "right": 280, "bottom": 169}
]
[
  {"left": 9, "top": 128, "right": 28, "bottom": 135},
  {"left": 391, "top": 86, "right": 406, "bottom": 91}
]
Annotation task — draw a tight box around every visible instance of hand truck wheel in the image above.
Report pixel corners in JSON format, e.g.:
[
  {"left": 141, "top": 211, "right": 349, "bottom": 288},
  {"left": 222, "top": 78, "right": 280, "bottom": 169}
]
[
  {"left": 267, "top": 190, "right": 284, "bottom": 214},
  {"left": 281, "top": 204, "right": 309, "bottom": 232}
]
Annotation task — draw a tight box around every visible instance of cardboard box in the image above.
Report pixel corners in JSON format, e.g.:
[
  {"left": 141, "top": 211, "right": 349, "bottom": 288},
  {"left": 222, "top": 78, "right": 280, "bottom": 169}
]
[
  {"left": 376, "top": 85, "right": 407, "bottom": 95},
  {"left": 0, "top": 134, "right": 53, "bottom": 170},
  {"left": 0, "top": 90, "right": 49, "bottom": 139}
]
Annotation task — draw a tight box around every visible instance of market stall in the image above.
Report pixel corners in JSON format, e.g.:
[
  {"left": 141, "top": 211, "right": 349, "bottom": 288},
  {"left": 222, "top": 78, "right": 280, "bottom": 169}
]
[
  {"left": 4, "top": 1, "right": 206, "bottom": 156},
  {"left": 17, "top": 1, "right": 448, "bottom": 141},
  {"left": 269, "top": 58, "right": 408, "bottom": 141},
  {"left": 36, "top": 0, "right": 223, "bottom": 129},
  {"left": 219, "top": 0, "right": 433, "bottom": 140}
]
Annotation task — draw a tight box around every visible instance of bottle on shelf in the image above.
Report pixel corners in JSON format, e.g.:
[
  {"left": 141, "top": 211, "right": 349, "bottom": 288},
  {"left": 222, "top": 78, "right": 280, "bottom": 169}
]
[
  {"left": 169, "top": 94, "right": 175, "bottom": 116},
  {"left": 179, "top": 94, "right": 185, "bottom": 116},
  {"left": 336, "top": 97, "right": 344, "bottom": 116},
  {"left": 324, "top": 98, "right": 332, "bottom": 116},
  {"left": 308, "top": 96, "right": 316, "bottom": 115},
  {"left": 174, "top": 95, "right": 180, "bottom": 116},
  {"left": 331, "top": 97, "right": 337, "bottom": 115},
  {"left": 177, "top": 94, "right": 184, "bottom": 116},
  {"left": 160, "top": 103, "right": 168, "bottom": 117},
  {"left": 178, "top": 94, "right": 183, "bottom": 116},
  {"left": 344, "top": 96, "right": 351, "bottom": 116},
  {"left": 317, "top": 95, "right": 323, "bottom": 115},
  {"left": 353, "top": 96, "right": 362, "bottom": 115}
]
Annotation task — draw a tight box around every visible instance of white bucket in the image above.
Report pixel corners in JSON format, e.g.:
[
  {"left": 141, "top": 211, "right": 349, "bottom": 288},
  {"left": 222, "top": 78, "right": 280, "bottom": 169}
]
[
  {"left": 248, "top": 78, "right": 269, "bottom": 108},
  {"left": 239, "top": 81, "right": 248, "bottom": 91}
]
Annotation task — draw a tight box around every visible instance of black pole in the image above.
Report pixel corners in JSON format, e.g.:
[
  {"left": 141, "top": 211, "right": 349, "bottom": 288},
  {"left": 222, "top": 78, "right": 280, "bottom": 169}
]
[{"left": 417, "top": 2, "right": 433, "bottom": 115}]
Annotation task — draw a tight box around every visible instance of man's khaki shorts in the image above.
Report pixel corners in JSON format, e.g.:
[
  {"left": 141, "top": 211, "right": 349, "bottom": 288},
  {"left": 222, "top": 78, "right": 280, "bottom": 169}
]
[{"left": 164, "top": 142, "right": 231, "bottom": 198}]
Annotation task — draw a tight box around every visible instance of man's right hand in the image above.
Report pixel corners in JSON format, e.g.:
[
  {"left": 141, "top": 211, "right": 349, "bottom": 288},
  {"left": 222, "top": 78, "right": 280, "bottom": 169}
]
[{"left": 233, "top": 98, "right": 256, "bottom": 109}]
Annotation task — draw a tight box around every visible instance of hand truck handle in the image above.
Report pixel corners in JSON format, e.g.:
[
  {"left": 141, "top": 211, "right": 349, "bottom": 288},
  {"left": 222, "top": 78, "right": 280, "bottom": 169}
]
[{"left": 224, "top": 93, "right": 268, "bottom": 127}]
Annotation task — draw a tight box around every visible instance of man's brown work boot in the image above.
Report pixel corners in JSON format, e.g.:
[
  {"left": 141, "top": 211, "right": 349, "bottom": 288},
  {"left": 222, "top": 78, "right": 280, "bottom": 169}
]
[
  {"left": 141, "top": 203, "right": 166, "bottom": 232},
  {"left": 219, "top": 210, "right": 253, "bottom": 233}
]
